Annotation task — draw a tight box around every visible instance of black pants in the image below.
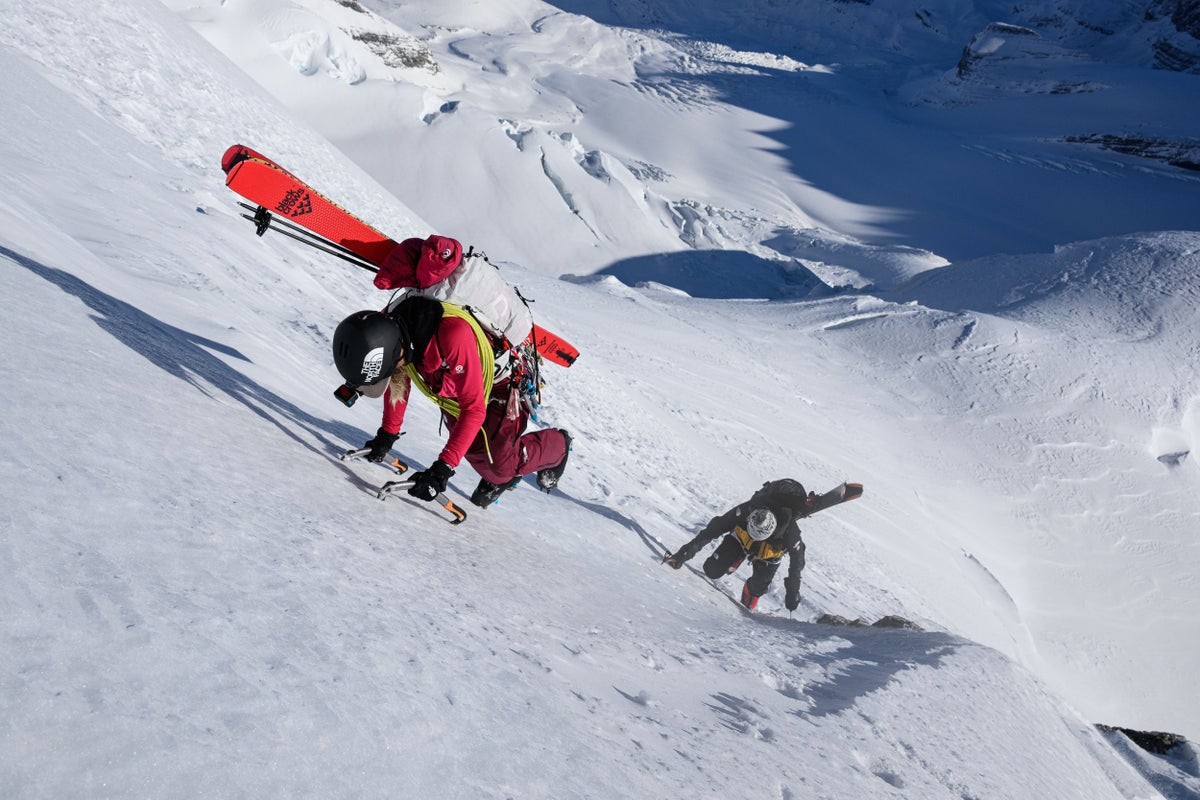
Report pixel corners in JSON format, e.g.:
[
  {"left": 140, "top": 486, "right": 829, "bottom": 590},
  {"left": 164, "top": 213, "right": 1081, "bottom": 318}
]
[{"left": 703, "top": 535, "right": 780, "bottom": 598}]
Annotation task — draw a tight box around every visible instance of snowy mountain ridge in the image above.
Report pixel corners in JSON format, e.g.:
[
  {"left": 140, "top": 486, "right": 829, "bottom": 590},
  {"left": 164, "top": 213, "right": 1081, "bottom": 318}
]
[{"left": 2, "top": 0, "right": 1199, "bottom": 797}]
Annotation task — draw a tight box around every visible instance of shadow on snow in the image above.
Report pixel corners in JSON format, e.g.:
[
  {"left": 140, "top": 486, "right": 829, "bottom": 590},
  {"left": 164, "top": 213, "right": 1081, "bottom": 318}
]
[
  {"left": 543, "top": 2, "right": 1200, "bottom": 262},
  {"left": 3, "top": 244, "right": 363, "bottom": 460},
  {"left": 565, "top": 248, "right": 826, "bottom": 300},
  {"left": 560, "top": 488, "right": 963, "bottom": 720}
]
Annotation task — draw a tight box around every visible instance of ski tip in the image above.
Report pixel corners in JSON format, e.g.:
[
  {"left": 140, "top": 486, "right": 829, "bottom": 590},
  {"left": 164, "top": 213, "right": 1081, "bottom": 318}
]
[
  {"left": 844, "top": 483, "right": 864, "bottom": 501},
  {"left": 221, "top": 144, "right": 250, "bottom": 175}
]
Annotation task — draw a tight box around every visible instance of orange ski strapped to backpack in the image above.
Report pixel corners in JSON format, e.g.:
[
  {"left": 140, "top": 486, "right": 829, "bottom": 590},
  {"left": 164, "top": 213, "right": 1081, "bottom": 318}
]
[
  {"left": 221, "top": 144, "right": 579, "bottom": 368},
  {"left": 221, "top": 144, "right": 397, "bottom": 265}
]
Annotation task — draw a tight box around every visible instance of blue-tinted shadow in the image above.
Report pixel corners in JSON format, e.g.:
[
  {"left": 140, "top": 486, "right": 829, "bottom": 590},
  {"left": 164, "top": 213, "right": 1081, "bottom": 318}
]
[
  {"left": 4, "top": 244, "right": 363, "bottom": 457},
  {"left": 575, "top": 249, "right": 826, "bottom": 299}
]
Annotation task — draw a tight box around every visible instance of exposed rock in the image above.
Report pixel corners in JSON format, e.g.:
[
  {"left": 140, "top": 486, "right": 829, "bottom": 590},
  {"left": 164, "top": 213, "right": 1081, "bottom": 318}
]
[
  {"left": 1177, "top": 0, "right": 1200, "bottom": 37},
  {"left": 816, "top": 613, "right": 922, "bottom": 630},
  {"left": 1150, "top": 0, "right": 1200, "bottom": 39},
  {"left": 1153, "top": 36, "right": 1200, "bottom": 70},
  {"left": 922, "top": 21, "right": 1109, "bottom": 103},
  {"left": 816, "top": 613, "right": 869, "bottom": 627},
  {"left": 1063, "top": 133, "right": 1200, "bottom": 171},
  {"left": 956, "top": 23, "right": 1041, "bottom": 78},
  {"left": 872, "top": 615, "right": 924, "bottom": 631},
  {"left": 347, "top": 30, "right": 437, "bottom": 71},
  {"left": 1148, "top": 1, "right": 1200, "bottom": 70},
  {"left": 1096, "top": 724, "right": 1190, "bottom": 755}
]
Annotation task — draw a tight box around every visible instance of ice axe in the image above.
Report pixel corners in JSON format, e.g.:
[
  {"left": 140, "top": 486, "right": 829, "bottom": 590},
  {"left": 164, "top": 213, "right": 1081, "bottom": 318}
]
[{"left": 340, "top": 449, "right": 467, "bottom": 525}]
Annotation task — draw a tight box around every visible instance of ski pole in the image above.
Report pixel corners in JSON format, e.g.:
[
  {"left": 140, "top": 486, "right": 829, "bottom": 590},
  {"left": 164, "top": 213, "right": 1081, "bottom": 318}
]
[
  {"left": 250, "top": 213, "right": 379, "bottom": 273},
  {"left": 241, "top": 202, "right": 366, "bottom": 259},
  {"left": 239, "top": 204, "right": 381, "bottom": 274}
]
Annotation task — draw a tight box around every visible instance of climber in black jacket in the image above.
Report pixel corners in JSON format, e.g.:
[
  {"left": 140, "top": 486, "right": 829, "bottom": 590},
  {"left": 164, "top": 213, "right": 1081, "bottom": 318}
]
[{"left": 664, "top": 479, "right": 808, "bottom": 611}]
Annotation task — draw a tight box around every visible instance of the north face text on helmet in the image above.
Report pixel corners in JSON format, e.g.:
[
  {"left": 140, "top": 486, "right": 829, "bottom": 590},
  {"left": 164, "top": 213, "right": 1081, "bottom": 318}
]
[
  {"left": 746, "top": 508, "right": 777, "bottom": 541},
  {"left": 362, "top": 346, "right": 385, "bottom": 383},
  {"left": 332, "top": 310, "right": 405, "bottom": 387}
]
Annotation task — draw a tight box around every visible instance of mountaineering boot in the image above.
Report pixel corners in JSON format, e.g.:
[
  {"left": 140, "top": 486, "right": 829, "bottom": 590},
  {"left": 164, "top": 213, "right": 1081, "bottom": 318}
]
[
  {"left": 470, "top": 476, "right": 521, "bottom": 508},
  {"left": 740, "top": 582, "right": 760, "bottom": 611},
  {"left": 537, "top": 430, "right": 572, "bottom": 492},
  {"left": 725, "top": 557, "right": 745, "bottom": 575}
]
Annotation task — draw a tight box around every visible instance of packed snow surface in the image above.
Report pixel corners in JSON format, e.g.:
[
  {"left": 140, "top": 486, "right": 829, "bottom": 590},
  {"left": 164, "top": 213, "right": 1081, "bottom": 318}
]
[{"left": 2, "top": 0, "right": 1199, "bottom": 797}]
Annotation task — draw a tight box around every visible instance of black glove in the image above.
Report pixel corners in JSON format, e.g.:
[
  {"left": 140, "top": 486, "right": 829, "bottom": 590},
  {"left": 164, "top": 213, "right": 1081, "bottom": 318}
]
[
  {"left": 409, "top": 459, "right": 454, "bottom": 501},
  {"left": 784, "top": 576, "right": 801, "bottom": 611},
  {"left": 364, "top": 428, "right": 399, "bottom": 462},
  {"left": 663, "top": 542, "right": 697, "bottom": 569}
]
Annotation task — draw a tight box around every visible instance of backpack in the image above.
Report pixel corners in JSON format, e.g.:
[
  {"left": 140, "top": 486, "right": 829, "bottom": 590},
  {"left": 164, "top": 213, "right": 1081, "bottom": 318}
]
[
  {"left": 375, "top": 236, "right": 533, "bottom": 349},
  {"left": 752, "top": 479, "right": 811, "bottom": 519},
  {"left": 380, "top": 239, "right": 543, "bottom": 422}
]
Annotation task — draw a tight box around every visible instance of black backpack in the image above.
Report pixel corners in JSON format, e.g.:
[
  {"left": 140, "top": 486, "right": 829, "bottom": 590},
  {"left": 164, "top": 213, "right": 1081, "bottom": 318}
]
[{"left": 752, "top": 479, "right": 810, "bottom": 519}]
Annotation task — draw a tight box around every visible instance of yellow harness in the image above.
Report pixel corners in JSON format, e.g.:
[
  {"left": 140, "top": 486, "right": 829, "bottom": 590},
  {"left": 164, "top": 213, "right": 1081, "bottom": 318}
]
[
  {"left": 403, "top": 302, "right": 497, "bottom": 459},
  {"left": 734, "top": 526, "right": 786, "bottom": 562}
]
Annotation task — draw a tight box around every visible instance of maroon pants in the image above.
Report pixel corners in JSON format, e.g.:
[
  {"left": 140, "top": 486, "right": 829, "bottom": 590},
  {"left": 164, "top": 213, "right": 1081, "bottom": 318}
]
[{"left": 447, "top": 387, "right": 567, "bottom": 485}]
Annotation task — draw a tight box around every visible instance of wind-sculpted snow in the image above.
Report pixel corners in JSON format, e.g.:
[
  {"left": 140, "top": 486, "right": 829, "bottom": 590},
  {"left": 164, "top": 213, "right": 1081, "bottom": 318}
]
[
  {"left": 900, "top": 232, "right": 1200, "bottom": 340},
  {"left": 0, "top": 230, "right": 1175, "bottom": 799},
  {"left": 1, "top": 0, "right": 1198, "bottom": 797},
  {"left": 213, "top": 0, "right": 1200, "bottom": 270}
]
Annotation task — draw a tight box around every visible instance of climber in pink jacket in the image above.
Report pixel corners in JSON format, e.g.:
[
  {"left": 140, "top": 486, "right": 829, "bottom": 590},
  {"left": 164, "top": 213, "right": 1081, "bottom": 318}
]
[{"left": 332, "top": 237, "right": 571, "bottom": 508}]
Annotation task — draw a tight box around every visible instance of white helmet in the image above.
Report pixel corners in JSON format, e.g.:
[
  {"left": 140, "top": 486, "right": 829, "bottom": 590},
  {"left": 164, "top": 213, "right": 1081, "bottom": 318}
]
[{"left": 746, "top": 508, "right": 777, "bottom": 541}]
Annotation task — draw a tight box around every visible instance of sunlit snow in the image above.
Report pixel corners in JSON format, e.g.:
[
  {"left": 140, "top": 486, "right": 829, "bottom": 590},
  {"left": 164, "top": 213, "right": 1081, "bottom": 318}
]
[{"left": 2, "top": 1, "right": 1199, "bottom": 797}]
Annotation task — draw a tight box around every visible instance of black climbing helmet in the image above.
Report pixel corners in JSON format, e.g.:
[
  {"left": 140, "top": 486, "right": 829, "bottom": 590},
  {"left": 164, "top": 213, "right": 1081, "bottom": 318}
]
[{"left": 332, "top": 310, "right": 410, "bottom": 387}]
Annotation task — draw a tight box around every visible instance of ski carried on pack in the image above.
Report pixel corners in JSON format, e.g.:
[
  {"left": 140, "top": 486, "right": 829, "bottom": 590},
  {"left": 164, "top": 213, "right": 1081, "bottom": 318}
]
[
  {"left": 718, "top": 482, "right": 862, "bottom": 616},
  {"left": 221, "top": 144, "right": 396, "bottom": 266},
  {"left": 800, "top": 482, "right": 863, "bottom": 517},
  {"left": 340, "top": 448, "right": 467, "bottom": 525},
  {"left": 658, "top": 482, "right": 863, "bottom": 566},
  {"left": 221, "top": 144, "right": 579, "bottom": 368}
]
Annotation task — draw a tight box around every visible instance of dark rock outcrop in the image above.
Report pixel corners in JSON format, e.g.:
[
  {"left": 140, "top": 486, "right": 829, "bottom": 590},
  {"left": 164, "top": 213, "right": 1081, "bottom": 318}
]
[
  {"left": 956, "top": 23, "right": 1041, "bottom": 78},
  {"left": 1063, "top": 133, "right": 1200, "bottom": 171},
  {"left": 1149, "top": 0, "right": 1200, "bottom": 70},
  {"left": 815, "top": 613, "right": 923, "bottom": 631},
  {"left": 1096, "top": 724, "right": 1189, "bottom": 755},
  {"left": 872, "top": 615, "right": 925, "bottom": 631}
]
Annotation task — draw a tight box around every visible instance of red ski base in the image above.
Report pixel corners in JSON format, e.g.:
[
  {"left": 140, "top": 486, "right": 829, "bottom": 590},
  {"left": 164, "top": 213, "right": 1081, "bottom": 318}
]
[{"left": 222, "top": 143, "right": 579, "bottom": 367}]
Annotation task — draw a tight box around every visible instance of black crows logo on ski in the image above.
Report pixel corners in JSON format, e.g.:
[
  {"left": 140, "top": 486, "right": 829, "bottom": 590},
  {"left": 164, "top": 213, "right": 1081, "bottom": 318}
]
[{"left": 277, "top": 187, "right": 313, "bottom": 218}]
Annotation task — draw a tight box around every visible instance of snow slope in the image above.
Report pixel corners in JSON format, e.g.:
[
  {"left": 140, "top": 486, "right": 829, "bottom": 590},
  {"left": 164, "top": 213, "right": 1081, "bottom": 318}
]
[{"left": 2, "top": 0, "right": 1199, "bottom": 797}]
